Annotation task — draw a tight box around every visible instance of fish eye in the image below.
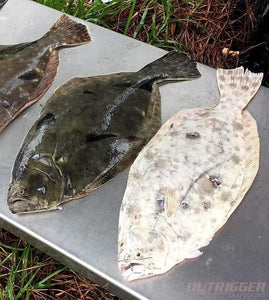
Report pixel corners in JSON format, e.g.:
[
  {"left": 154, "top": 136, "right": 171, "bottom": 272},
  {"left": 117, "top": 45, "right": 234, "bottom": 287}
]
[
  {"left": 19, "top": 188, "right": 24, "bottom": 195},
  {"left": 136, "top": 252, "right": 141, "bottom": 257},
  {"left": 37, "top": 186, "right": 46, "bottom": 194},
  {"left": 120, "top": 242, "right": 124, "bottom": 248},
  {"left": 31, "top": 154, "right": 40, "bottom": 160},
  {"left": 181, "top": 202, "right": 189, "bottom": 209}
]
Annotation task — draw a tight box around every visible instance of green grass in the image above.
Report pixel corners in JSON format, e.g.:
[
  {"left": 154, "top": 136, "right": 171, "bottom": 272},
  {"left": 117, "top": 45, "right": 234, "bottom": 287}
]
[
  {"left": 0, "top": 238, "right": 67, "bottom": 299},
  {"left": 33, "top": 0, "right": 203, "bottom": 53},
  {"left": 0, "top": 230, "right": 117, "bottom": 299}
]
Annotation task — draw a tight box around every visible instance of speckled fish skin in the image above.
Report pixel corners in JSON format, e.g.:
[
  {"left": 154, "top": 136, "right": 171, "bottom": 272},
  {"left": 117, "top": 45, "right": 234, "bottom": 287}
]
[
  {"left": 118, "top": 67, "right": 263, "bottom": 281},
  {"left": 0, "top": 15, "right": 91, "bottom": 133},
  {"left": 7, "top": 51, "right": 201, "bottom": 214}
]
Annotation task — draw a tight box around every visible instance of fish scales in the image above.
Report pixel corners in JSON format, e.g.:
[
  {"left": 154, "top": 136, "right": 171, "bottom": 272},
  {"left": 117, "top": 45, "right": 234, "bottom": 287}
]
[
  {"left": 7, "top": 51, "right": 200, "bottom": 213},
  {"left": 0, "top": 15, "right": 91, "bottom": 133},
  {"left": 118, "top": 67, "right": 263, "bottom": 280}
]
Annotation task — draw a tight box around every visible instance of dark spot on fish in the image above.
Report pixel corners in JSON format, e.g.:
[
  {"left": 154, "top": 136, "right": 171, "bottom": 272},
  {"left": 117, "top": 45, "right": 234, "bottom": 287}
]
[
  {"left": 19, "top": 69, "right": 40, "bottom": 81},
  {"left": 186, "top": 132, "right": 200, "bottom": 139},
  {"left": 231, "top": 154, "right": 240, "bottom": 164},
  {"left": 231, "top": 201, "right": 235, "bottom": 206},
  {"left": 209, "top": 175, "right": 221, "bottom": 187},
  {"left": 36, "top": 113, "right": 56, "bottom": 129},
  {"left": 182, "top": 202, "right": 189, "bottom": 209},
  {"left": 221, "top": 191, "right": 231, "bottom": 202},
  {"left": 1, "top": 100, "right": 10, "bottom": 108},
  {"left": 156, "top": 197, "right": 165, "bottom": 212},
  {"left": 199, "top": 111, "right": 210, "bottom": 117},
  {"left": 85, "top": 133, "right": 117, "bottom": 143},
  {"left": 184, "top": 155, "right": 189, "bottom": 162},
  {"left": 203, "top": 202, "right": 211, "bottom": 210},
  {"left": 83, "top": 90, "right": 94, "bottom": 95},
  {"left": 170, "top": 123, "right": 174, "bottom": 128},
  {"left": 157, "top": 198, "right": 165, "bottom": 208},
  {"left": 242, "top": 85, "right": 249, "bottom": 91},
  {"left": 233, "top": 122, "right": 243, "bottom": 131}
]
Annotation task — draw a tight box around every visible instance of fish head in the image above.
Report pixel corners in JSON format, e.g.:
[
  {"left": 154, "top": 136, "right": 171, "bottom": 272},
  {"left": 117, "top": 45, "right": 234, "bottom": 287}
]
[
  {"left": 8, "top": 155, "right": 64, "bottom": 214},
  {"left": 118, "top": 223, "right": 170, "bottom": 281}
]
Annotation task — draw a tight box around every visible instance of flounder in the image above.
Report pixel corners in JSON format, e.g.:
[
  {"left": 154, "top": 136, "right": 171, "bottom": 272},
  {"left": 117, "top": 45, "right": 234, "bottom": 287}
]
[
  {"left": 7, "top": 51, "right": 200, "bottom": 213},
  {"left": 0, "top": 15, "right": 91, "bottom": 133},
  {"left": 118, "top": 67, "right": 263, "bottom": 280}
]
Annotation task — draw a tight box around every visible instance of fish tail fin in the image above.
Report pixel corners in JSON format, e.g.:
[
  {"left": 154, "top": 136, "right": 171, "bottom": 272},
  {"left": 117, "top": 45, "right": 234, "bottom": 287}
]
[
  {"left": 138, "top": 51, "right": 201, "bottom": 81},
  {"left": 217, "top": 67, "right": 263, "bottom": 109},
  {"left": 44, "top": 15, "right": 91, "bottom": 47}
]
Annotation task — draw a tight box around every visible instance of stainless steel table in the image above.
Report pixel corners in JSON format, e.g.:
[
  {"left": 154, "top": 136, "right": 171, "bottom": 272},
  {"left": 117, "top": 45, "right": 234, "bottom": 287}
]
[{"left": 0, "top": 1, "right": 268, "bottom": 299}]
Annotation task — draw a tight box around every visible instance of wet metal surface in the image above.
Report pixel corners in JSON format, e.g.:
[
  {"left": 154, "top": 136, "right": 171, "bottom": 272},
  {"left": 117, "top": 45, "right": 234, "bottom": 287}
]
[{"left": 0, "top": 1, "right": 269, "bottom": 299}]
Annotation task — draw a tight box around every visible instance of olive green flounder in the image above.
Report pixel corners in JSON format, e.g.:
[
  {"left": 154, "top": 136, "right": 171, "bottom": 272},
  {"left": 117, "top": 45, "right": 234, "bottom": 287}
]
[
  {"left": 0, "top": 15, "right": 91, "bottom": 133},
  {"left": 7, "top": 51, "right": 200, "bottom": 213}
]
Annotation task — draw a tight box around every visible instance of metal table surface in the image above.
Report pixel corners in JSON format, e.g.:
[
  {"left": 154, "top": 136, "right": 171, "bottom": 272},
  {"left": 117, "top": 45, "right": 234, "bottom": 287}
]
[{"left": 0, "top": 1, "right": 269, "bottom": 299}]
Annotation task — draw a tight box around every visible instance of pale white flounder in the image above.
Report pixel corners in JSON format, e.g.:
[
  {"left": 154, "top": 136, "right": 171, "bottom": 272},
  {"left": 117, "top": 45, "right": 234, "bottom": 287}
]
[{"left": 118, "top": 67, "right": 263, "bottom": 281}]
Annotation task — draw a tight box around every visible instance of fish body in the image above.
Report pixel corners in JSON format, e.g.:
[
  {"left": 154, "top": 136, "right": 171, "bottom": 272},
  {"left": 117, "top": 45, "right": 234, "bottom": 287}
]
[
  {"left": 118, "top": 67, "right": 263, "bottom": 280},
  {"left": 7, "top": 51, "right": 200, "bottom": 213},
  {"left": 0, "top": 15, "right": 91, "bottom": 133}
]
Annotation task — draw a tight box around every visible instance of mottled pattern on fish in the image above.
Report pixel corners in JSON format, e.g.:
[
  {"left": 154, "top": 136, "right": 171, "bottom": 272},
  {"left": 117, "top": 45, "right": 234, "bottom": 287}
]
[
  {"left": 0, "top": 15, "right": 91, "bottom": 133},
  {"left": 118, "top": 67, "right": 263, "bottom": 281},
  {"left": 7, "top": 51, "right": 201, "bottom": 213}
]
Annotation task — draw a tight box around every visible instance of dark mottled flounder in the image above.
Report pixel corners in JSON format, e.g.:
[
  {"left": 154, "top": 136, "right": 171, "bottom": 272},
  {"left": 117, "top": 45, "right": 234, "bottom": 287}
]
[
  {"left": 7, "top": 51, "right": 200, "bottom": 213},
  {"left": 0, "top": 15, "right": 91, "bottom": 133},
  {"left": 0, "top": 0, "right": 8, "bottom": 9}
]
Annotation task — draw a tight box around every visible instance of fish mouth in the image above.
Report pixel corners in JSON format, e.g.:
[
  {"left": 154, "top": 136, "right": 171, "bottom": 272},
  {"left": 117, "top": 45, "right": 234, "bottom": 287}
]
[
  {"left": 7, "top": 197, "right": 29, "bottom": 214},
  {"left": 8, "top": 197, "right": 59, "bottom": 214},
  {"left": 119, "top": 261, "right": 146, "bottom": 281}
]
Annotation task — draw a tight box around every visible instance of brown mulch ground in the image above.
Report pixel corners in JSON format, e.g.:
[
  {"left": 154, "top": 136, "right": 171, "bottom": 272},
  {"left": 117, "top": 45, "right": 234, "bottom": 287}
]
[
  {"left": 0, "top": 229, "right": 120, "bottom": 300},
  {"left": 106, "top": 0, "right": 269, "bottom": 86}
]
